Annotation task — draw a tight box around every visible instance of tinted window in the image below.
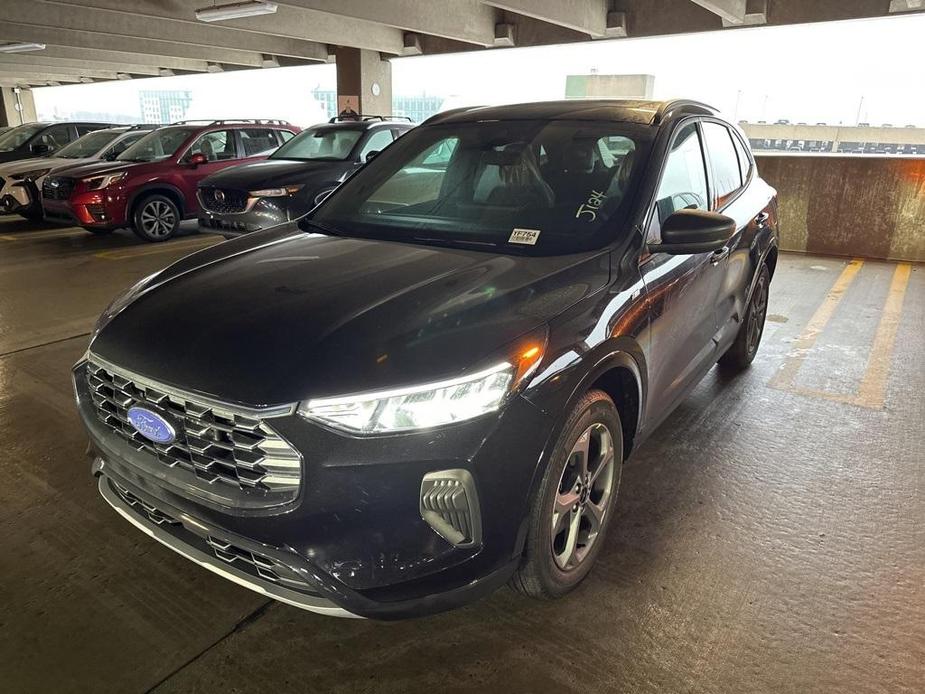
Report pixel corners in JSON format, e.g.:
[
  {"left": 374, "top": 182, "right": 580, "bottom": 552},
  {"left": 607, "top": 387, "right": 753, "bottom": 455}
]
[
  {"left": 312, "top": 120, "right": 649, "bottom": 256},
  {"left": 272, "top": 125, "right": 363, "bottom": 161},
  {"left": 56, "top": 130, "right": 120, "bottom": 158},
  {"left": 76, "top": 125, "right": 103, "bottom": 136},
  {"left": 702, "top": 122, "right": 742, "bottom": 207},
  {"left": 652, "top": 123, "right": 708, "bottom": 234},
  {"left": 277, "top": 130, "right": 295, "bottom": 144},
  {"left": 37, "top": 124, "right": 73, "bottom": 151},
  {"left": 239, "top": 128, "right": 279, "bottom": 156},
  {"left": 118, "top": 127, "right": 197, "bottom": 162},
  {"left": 731, "top": 132, "right": 752, "bottom": 183},
  {"left": 0, "top": 123, "right": 45, "bottom": 152},
  {"left": 105, "top": 131, "right": 148, "bottom": 158},
  {"left": 358, "top": 129, "right": 394, "bottom": 160},
  {"left": 188, "top": 129, "right": 236, "bottom": 161}
]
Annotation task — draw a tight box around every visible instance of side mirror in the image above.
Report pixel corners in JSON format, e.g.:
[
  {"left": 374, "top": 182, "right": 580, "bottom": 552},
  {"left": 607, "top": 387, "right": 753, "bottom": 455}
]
[
  {"left": 188, "top": 152, "right": 208, "bottom": 167},
  {"left": 648, "top": 209, "right": 735, "bottom": 255},
  {"left": 364, "top": 150, "right": 380, "bottom": 163},
  {"left": 31, "top": 143, "right": 51, "bottom": 155}
]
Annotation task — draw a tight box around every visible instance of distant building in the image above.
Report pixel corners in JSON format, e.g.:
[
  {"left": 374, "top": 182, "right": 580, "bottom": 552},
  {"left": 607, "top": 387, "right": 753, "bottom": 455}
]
[
  {"left": 741, "top": 122, "right": 925, "bottom": 156},
  {"left": 565, "top": 74, "right": 655, "bottom": 99},
  {"left": 312, "top": 89, "right": 444, "bottom": 123},
  {"left": 138, "top": 90, "right": 192, "bottom": 124}
]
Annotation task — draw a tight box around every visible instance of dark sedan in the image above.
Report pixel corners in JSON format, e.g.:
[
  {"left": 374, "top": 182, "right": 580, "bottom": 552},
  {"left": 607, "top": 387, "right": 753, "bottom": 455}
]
[
  {"left": 196, "top": 117, "right": 413, "bottom": 237},
  {"left": 76, "top": 99, "right": 778, "bottom": 619}
]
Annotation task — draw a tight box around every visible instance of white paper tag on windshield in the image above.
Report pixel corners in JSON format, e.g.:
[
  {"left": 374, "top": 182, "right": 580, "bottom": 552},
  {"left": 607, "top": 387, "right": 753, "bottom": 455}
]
[{"left": 509, "top": 228, "right": 540, "bottom": 245}]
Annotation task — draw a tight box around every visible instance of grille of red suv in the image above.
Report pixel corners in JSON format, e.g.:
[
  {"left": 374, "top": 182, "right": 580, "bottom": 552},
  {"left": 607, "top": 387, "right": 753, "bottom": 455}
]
[
  {"left": 42, "top": 176, "right": 75, "bottom": 200},
  {"left": 199, "top": 187, "right": 249, "bottom": 213},
  {"left": 87, "top": 359, "right": 301, "bottom": 504}
]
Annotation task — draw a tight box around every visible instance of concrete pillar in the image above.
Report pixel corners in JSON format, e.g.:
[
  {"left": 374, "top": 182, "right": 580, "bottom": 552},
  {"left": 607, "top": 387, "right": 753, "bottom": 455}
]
[
  {"left": 334, "top": 47, "right": 392, "bottom": 117},
  {"left": 0, "top": 87, "right": 37, "bottom": 127}
]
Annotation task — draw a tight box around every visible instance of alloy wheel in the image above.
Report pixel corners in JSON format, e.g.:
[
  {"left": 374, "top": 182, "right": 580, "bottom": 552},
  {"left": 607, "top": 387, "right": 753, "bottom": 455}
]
[
  {"left": 140, "top": 200, "right": 176, "bottom": 238},
  {"left": 551, "top": 423, "right": 616, "bottom": 571},
  {"left": 746, "top": 276, "right": 768, "bottom": 355}
]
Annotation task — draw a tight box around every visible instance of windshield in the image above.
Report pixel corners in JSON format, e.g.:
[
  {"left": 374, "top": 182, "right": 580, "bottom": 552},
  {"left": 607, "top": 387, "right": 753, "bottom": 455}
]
[
  {"left": 272, "top": 125, "right": 362, "bottom": 161},
  {"left": 0, "top": 123, "right": 46, "bottom": 152},
  {"left": 310, "top": 120, "right": 650, "bottom": 255},
  {"left": 117, "top": 127, "right": 196, "bottom": 162},
  {"left": 56, "top": 130, "right": 121, "bottom": 159}
]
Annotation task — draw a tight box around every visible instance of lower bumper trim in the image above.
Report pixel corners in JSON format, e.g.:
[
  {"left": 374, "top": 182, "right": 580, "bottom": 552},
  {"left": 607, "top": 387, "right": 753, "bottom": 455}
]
[{"left": 96, "top": 471, "right": 359, "bottom": 619}]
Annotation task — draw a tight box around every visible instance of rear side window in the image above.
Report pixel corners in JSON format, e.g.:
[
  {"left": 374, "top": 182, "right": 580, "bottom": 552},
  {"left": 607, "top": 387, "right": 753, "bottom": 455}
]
[
  {"left": 652, "top": 122, "right": 709, "bottom": 231},
  {"left": 731, "top": 133, "right": 752, "bottom": 183},
  {"left": 702, "top": 122, "right": 743, "bottom": 207},
  {"left": 239, "top": 128, "right": 279, "bottom": 156}
]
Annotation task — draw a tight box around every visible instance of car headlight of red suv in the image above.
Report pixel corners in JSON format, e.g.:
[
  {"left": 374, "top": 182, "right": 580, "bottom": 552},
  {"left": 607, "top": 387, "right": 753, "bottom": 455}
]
[{"left": 83, "top": 172, "right": 128, "bottom": 191}]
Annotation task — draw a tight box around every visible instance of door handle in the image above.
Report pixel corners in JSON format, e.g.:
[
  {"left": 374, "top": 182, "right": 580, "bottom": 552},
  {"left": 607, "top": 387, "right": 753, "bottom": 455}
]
[
  {"left": 711, "top": 246, "right": 731, "bottom": 265},
  {"left": 755, "top": 212, "right": 770, "bottom": 227}
]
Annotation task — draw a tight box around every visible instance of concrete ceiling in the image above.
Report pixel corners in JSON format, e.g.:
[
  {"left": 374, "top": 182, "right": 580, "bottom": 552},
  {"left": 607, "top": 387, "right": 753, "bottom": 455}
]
[{"left": 0, "top": 0, "right": 922, "bottom": 88}]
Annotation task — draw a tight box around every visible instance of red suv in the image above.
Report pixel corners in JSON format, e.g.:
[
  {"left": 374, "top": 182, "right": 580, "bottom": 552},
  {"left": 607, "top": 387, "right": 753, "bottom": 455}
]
[{"left": 42, "top": 120, "right": 299, "bottom": 241}]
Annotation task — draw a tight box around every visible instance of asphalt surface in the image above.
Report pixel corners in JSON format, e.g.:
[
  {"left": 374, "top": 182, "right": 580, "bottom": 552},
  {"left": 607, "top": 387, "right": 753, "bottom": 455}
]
[{"left": 0, "top": 215, "right": 922, "bottom": 693}]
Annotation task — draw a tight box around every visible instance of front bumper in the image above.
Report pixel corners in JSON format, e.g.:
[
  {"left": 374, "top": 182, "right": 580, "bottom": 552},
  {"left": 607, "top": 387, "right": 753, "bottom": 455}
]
[
  {"left": 0, "top": 180, "right": 38, "bottom": 215},
  {"left": 76, "top": 358, "right": 551, "bottom": 619},
  {"left": 43, "top": 187, "right": 128, "bottom": 228},
  {"left": 198, "top": 197, "right": 297, "bottom": 237}
]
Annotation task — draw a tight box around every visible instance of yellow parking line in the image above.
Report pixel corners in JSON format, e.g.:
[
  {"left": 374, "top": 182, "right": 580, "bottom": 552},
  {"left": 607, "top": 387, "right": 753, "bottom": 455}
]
[
  {"left": 853, "top": 263, "right": 912, "bottom": 409},
  {"left": 769, "top": 258, "right": 863, "bottom": 390},
  {"left": 0, "top": 228, "right": 87, "bottom": 240},
  {"left": 95, "top": 237, "right": 217, "bottom": 260}
]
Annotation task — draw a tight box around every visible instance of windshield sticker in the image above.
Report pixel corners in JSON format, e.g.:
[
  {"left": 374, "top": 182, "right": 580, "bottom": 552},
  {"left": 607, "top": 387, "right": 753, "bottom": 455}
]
[
  {"left": 576, "top": 189, "right": 606, "bottom": 221},
  {"left": 509, "top": 228, "right": 541, "bottom": 245}
]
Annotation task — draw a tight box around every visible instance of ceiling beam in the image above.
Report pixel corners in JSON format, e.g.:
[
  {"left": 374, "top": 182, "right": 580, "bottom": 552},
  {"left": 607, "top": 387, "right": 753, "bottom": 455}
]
[
  {"left": 0, "top": 22, "right": 269, "bottom": 67},
  {"left": 6, "top": 1, "right": 329, "bottom": 63},
  {"left": 689, "top": 0, "right": 746, "bottom": 25},
  {"left": 46, "top": 0, "right": 403, "bottom": 55},
  {"left": 0, "top": 44, "right": 213, "bottom": 72},
  {"left": 279, "top": 0, "right": 497, "bottom": 46},
  {"left": 481, "top": 0, "right": 609, "bottom": 37},
  {"left": 0, "top": 54, "right": 165, "bottom": 76}
]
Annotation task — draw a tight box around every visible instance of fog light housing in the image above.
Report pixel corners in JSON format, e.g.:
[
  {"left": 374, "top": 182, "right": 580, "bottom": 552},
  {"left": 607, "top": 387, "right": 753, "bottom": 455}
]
[{"left": 420, "top": 469, "right": 482, "bottom": 548}]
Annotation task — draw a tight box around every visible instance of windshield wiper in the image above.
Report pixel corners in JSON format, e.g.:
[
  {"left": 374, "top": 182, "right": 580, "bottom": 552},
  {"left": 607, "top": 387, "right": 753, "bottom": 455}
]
[{"left": 412, "top": 236, "right": 500, "bottom": 250}]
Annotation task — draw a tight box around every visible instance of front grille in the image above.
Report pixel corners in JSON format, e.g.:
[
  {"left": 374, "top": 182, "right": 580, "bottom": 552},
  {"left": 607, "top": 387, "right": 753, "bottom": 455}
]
[
  {"left": 87, "top": 359, "right": 301, "bottom": 504},
  {"left": 43, "top": 176, "right": 75, "bottom": 200},
  {"left": 200, "top": 186, "right": 249, "bottom": 213},
  {"left": 109, "top": 479, "right": 317, "bottom": 593}
]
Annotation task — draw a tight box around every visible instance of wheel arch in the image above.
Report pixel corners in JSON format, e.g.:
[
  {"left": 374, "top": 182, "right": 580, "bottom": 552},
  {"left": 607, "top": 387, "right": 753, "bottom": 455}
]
[{"left": 128, "top": 183, "right": 186, "bottom": 220}]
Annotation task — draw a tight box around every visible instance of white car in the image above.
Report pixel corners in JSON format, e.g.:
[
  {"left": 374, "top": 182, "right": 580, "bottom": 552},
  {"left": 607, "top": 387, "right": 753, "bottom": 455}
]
[{"left": 0, "top": 125, "right": 159, "bottom": 220}]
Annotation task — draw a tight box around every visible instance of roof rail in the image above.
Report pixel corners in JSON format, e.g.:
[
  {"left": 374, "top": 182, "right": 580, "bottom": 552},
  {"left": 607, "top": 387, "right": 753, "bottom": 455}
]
[
  {"left": 327, "top": 114, "right": 414, "bottom": 123},
  {"left": 654, "top": 99, "right": 719, "bottom": 124},
  {"left": 126, "top": 123, "right": 163, "bottom": 130},
  {"left": 169, "top": 118, "right": 292, "bottom": 126}
]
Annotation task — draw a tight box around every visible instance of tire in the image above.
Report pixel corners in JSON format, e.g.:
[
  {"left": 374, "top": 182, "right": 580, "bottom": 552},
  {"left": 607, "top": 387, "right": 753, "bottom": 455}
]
[
  {"left": 132, "top": 194, "right": 180, "bottom": 242},
  {"left": 510, "top": 389, "right": 623, "bottom": 599},
  {"left": 718, "top": 263, "right": 770, "bottom": 372}
]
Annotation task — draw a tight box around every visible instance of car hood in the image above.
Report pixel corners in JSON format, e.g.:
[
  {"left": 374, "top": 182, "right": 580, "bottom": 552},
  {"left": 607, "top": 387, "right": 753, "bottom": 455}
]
[
  {"left": 50, "top": 159, "right": 147, "bottom": 179},
  {"left": 0, "top": 156, "right": 72, "bottom": 176},
  {"left": 90, "top": 227, "right": 609, "bottom": 407},
  {"left": 201, "top": 158, "right": 351, "bottom": 190}
]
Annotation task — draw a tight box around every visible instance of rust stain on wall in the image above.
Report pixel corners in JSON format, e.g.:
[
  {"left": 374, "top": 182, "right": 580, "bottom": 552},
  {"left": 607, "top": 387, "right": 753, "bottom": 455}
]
[{"left": 756, "top": 155, "right": 925, "bottom": 262}]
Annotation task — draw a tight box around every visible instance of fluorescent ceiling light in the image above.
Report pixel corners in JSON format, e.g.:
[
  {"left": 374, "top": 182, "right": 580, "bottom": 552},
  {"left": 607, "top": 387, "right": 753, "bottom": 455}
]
[
  {"left": 116, "top": 73, "right": 132, "bottom": 80},
  {"left": 195, "top": 1, "right": 277, "bottom": 22},
  {"left": 0, "top": 42, "right": 46, "bottom": 54}
]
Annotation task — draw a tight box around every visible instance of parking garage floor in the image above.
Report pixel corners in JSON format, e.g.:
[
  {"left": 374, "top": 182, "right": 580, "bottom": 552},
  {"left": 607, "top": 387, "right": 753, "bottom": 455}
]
[{"left": 1, "top": 216, "right": 922, "bottom": 694}]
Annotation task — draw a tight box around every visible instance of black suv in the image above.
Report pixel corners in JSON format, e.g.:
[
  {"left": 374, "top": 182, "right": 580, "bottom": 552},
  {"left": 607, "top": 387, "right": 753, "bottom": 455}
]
[
  {"left": 197, "top": 116, "right": 413, "bottom": 237},
  {"left": 0, "top": 121, "right": 114, "bottom": 163},
  {"left": 76, "top": 100, "right": 778, "bottom": 619}
]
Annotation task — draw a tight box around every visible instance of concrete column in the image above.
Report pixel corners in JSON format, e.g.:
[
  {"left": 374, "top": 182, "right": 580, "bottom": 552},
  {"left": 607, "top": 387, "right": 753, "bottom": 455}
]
[
  {"left": 0, "top": 87, "right": 37, "bottom": 127},
  {"left": 334, "top": 47, "right": 392, "bottom": 117}
]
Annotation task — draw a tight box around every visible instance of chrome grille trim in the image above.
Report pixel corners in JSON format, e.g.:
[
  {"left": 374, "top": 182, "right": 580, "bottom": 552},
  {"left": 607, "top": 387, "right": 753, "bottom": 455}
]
[{"left": 86, "top": 354, "right": 301, "bottom": 501}]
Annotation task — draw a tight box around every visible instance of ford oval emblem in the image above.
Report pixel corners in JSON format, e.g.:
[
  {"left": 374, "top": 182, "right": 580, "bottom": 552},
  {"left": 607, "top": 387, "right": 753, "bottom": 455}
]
[{"left": 127, "top": 406, "right": 176, "bottom": 444}]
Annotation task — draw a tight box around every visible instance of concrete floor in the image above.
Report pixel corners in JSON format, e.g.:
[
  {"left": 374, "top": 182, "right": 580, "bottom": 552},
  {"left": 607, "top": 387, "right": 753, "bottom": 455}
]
[{"left": 1, "top": 215, "right": 922, "bottom": 694}]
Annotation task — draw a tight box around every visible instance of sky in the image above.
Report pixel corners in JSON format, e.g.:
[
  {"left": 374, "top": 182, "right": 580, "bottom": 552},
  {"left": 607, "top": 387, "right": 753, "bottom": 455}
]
[{"left": 34, "top": 13, "right": 925, "bottom": 128}]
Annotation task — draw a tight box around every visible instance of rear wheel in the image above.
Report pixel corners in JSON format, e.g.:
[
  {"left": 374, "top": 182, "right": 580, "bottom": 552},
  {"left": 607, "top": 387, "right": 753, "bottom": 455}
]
[
  {"left": 510, "top": 389, "right": 623, "bottom": 599},
  {"left": 718, "top": 263, "right": 770, "bottom": 372},
  {"left": 132, "top": 194, "right": 180, "bottom": 242}
]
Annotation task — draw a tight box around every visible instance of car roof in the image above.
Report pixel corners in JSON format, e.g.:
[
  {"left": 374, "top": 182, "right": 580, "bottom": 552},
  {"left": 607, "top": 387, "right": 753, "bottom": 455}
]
[{"left": 422, "top": 99, "right": 719, "bottom": 127}]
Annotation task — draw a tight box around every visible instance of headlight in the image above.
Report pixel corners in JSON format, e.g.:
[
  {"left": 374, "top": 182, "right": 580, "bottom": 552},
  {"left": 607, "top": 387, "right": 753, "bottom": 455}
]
[
  {"left": 90, "top": 271, "right": 159, "bottom": 341},
  {"left": 84, "top": 172, "right": 127, "bottom": 190},
  {"left": 248, "top": 185, "right": 303, "bottom": 197},
  {"left": 11, "top": 167, "right": 51, "bottom": 181},
  {"left": 299, "top": 342, "right": 545, "bottom": 434}
]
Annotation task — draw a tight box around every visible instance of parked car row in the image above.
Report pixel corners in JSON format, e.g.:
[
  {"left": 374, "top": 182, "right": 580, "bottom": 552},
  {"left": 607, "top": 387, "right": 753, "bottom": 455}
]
[{"left": 0, "top": 115, "right": 415, "bottom": 242}]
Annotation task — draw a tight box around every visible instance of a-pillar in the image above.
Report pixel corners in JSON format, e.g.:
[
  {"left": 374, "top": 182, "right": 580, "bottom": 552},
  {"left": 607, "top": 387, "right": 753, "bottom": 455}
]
[
  {"left": 0, "top": 87, "right": 37, "bottom": 127},
  {"left": 334, "top": 47, "right": 392, "bottom": 117}
]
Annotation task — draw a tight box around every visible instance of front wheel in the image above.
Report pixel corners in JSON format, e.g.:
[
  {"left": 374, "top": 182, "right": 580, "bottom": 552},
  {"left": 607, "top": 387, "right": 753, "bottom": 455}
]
[
  {"left": 510, "top": 389, "right": 623, "bottom": 599},
  {"left": 718, "top": 263, "right": 770, "bottom": 371},
  {"left": 132, "top": 194, "right": 180, "bottom": 242}
]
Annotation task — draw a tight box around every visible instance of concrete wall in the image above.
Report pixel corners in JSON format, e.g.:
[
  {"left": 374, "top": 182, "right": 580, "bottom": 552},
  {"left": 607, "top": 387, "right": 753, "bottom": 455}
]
[
  {"left": 0, "top": 87, "right": 37, "bottom": 127},
  {"left": 756, "top": 155, "right": 925, "bottom": 262}
]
